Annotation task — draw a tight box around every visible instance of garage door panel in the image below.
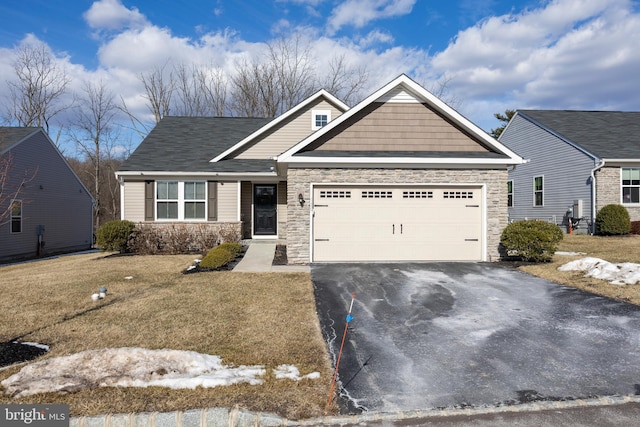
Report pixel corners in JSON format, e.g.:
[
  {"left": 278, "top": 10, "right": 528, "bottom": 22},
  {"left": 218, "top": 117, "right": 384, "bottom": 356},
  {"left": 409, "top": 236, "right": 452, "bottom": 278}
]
[{"left": 312, "top": 186, "right": 483, "bottom": 262}]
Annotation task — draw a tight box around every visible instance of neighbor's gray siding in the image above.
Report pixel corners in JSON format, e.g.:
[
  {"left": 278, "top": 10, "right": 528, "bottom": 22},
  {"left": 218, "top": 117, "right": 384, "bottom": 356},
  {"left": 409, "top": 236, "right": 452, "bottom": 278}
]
[
  {"left": 0, "top": 131, "right": 94, "bottom": 260},
  {"left": 500, "top": 115, "right": 595, "bottom": 230}
]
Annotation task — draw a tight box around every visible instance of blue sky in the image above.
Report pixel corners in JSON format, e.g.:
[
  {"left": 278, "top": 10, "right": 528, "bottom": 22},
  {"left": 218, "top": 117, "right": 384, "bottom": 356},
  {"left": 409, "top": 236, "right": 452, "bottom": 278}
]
[{"left": 1, "top": 0, "right": 639, "bottom": 154}]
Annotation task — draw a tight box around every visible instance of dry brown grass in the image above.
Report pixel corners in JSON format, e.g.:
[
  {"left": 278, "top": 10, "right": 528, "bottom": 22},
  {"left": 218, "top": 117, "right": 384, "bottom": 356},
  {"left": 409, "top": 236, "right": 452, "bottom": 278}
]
[
  {"left": 0, "top": 253, "right": 334, "bottom": 419},
  {"left": 516, "top": 233, "right": 640, "bottom": 305}
]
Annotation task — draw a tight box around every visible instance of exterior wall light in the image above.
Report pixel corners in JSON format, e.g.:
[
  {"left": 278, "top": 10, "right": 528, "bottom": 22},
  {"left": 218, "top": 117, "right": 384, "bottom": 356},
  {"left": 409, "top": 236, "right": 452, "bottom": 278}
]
[{"left": 298, "top": 193, "right": 305, "bottom": 207}]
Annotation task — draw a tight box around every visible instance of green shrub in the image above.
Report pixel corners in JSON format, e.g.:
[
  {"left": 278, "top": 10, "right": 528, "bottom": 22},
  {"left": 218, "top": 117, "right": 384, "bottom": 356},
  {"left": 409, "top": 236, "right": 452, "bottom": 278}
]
[
  {"left": 216, "top": 242, "right": 243, "bottom": 257},
  {"left": 596, "top": 204, "right": 631, "bottom": 235},
  {"left": 96, "top": 220, "right": 136, "bottom": 253},
  {"left": 199, "top": 244, "right": 238, "bottom": 269},
  {"left": 500, "top": 220, "right": 563, "bottom": 262}
]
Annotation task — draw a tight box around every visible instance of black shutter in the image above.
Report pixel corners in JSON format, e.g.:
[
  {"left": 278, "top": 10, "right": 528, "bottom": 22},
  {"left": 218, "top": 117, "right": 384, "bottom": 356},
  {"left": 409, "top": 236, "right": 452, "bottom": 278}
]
[
  {"left": 208, "top": 181, "right": 218, "bottom": 221},
  {"left": 145, "top": 180, "right": 154, "bottom": 221}
]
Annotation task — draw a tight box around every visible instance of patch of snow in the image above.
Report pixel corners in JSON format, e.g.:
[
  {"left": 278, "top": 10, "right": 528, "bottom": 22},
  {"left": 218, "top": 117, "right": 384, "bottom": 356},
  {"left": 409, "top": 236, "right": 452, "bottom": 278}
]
[
  {"left": 558, "top": 257, "right": 640, "bottom": 285},
  {"left": 273, "top": 365, "right": 320, "bottom": 381},
  {"left": 555, "top": 251, "right": 587, "bottom": 256},
  {"left": 1, "top": 348, "right": 318, "bottom": 398},
  {"left": 17, "top": 342, "right": 50, "bottom": 351},
  {"left": 186, "top": 265, "right": 196, "bottom": 271}
]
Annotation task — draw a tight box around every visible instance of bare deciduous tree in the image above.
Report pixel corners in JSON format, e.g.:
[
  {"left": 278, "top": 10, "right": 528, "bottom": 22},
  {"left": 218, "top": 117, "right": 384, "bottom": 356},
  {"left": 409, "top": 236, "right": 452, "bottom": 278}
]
[
  {"left": 321, "top": 55, "right": 369, "bottom": 106},
  {"left": 173, "top": 63, "right": 229, "bottom": 117},
  {"left": 0, "top": 152, "right": 36, "bottom": 227},
  {"left": 69, "top": 80, "right": 119, "bottom": 230},
  {"left": 140, "top": 62, "right": 174, "bottom": 123},
  {"left": 5, "top": 42, "right": 72, "bottom": 136}
]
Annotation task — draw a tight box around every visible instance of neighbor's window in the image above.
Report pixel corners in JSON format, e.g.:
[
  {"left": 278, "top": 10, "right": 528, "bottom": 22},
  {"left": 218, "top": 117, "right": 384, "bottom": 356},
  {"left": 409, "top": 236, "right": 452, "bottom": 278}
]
[
  {"left": 533, "top": 176, "right": 543, "bottom": 207},
  {"left": 156, "top": 181, "right": 179, "bottom": 219},
  {"left": 184, "top": 181, "right": 206, "bottom": 219},
  {"left": 312, "top": 109, "right": 331, "bottom": 130},
  {"left": 622, "top": 168, "right": 640, "bottom": 204},
  {"left": 10, "top": 200, "right": 22, "bottom": 233},
  {"left": 507, "top": 180, "right": 514, "bottom": 207},
  {"left": 157, "top": 181, "right": 207, "bottom": 220}
]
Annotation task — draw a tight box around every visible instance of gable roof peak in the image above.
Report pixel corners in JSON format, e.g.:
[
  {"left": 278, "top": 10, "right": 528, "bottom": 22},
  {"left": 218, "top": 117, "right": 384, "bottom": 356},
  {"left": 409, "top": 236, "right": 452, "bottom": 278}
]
[{"left": 211, "top": 88, "right": 348, "bottom": 162}]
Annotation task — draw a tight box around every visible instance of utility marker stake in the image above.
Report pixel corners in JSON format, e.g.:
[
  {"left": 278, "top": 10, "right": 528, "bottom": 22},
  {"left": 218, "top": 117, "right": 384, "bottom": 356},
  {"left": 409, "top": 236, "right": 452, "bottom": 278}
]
[{"left": 326, "top": 292, "right": 356, "bottom": 413}]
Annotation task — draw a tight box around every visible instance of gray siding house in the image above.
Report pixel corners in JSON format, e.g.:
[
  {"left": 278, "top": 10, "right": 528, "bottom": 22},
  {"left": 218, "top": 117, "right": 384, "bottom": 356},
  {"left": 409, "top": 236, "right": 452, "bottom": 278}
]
[
  {"left": 499, "top": 110, "right": 640, "bottom": 233},
  {"left": 117, "top": 75, "right": 524, "bottom": 263},
  {"left": 0, "top": 127, "right": 94, "bottom": 260}
]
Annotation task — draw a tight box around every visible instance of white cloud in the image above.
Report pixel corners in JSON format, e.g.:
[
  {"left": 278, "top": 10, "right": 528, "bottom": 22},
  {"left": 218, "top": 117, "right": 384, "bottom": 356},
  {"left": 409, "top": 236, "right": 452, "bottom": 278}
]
[
  {"left": 328, "top": 0, "right": 416, "bottom": 34},
  {"left": 83, "top": 0, "right": 148, "bottom": 31},
  {"left": 428, "top": 0, "right": 640, "bottom": 128}
]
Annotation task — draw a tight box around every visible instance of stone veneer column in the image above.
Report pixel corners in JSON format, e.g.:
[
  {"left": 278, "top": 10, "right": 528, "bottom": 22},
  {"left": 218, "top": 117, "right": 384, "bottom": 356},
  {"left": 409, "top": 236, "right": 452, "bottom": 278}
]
[{"left": 286, "top": 168, "right": 508, "bottom": 264}]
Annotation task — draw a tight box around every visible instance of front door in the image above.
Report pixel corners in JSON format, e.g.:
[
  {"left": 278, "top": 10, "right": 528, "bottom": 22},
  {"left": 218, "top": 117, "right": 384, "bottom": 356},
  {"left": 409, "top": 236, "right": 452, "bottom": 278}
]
[{"left": 254, "top": 184, "right": 277, "bottom": 236}]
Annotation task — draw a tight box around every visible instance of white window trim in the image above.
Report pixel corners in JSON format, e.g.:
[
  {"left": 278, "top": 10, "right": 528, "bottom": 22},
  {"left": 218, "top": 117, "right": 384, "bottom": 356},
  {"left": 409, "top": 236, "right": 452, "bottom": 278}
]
[
  {"left": 10, "top": 199, "right": 22, "bottom": 233},
  {"left": 156, "top": 181, "right": 207, "bottom": 221},
  {"left": 533, "top": 175, "right": 544, "bottom": 207},
  {"left": 621, "top": 167, "right": 640, "bottom": 205},
  {"left": 311, "top": 109, "right": 331, "bottom": 130},
  {"left": 507, "top": 179, "right": 514, "bottom": 208}
]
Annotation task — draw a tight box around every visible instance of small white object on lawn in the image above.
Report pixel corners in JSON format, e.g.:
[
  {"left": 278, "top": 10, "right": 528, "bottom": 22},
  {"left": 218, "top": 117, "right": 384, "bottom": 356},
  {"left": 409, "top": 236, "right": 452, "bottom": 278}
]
[
  {"left": 125, "top": 276, "right": 133, "bottom": 280},
  {"left": 91, "top": 293, "right": 100, "bottom": 301}
]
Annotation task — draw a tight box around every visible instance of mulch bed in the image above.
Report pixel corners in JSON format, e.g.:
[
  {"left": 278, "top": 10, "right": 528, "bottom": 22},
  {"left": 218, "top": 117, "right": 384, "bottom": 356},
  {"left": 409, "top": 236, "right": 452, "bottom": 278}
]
[
  {"left": 272, "top": 245, "right": 287, "bottom": 265},
  {"left": 0, "top": 342, "right": 48, "bottom": 368}
]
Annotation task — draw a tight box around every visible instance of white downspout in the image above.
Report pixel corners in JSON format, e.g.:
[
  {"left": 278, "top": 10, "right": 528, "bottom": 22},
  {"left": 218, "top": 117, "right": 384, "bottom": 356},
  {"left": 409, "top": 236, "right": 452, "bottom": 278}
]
[{"left": 590, "top": 159, "right": 605, "bottom": 234}]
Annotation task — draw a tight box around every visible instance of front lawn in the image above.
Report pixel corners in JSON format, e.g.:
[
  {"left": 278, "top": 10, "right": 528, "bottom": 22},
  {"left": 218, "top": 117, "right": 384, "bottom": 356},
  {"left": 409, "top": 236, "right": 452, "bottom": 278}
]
[
  {"left": 0, "top": 253, "right": 334, "bottom": 419},
  {"left": 516, "top": 233, "right": 640, "bottom": 305}
]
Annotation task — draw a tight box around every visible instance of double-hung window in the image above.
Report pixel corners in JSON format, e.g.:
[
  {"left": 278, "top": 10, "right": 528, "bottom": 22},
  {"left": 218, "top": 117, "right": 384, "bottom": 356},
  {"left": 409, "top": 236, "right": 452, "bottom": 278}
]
[
  {"left": 622, "top": 168, "right": 640, "bottom": 204},
  {"left": 533, "top": 176, "right": 543, "bottom": 207},
  {"left": 507, "top": 180, "right": 514, "bottom": 207},
  {"left": 157, "top": 181, "right": 206, "bottom": 220},
  {"left": 184, "top": 181, "right": 206, "bottom": 219},
  {"left": 10, "top": 200, "right": 22, "bottom": 233}
]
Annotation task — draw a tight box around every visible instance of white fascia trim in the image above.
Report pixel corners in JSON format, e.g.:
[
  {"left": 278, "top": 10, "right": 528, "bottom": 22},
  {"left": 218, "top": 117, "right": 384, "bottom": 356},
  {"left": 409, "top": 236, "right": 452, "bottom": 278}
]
[
  {"left": 283, "top": 156, "right": 524, "bottom": 166},
  {"left": 602, "top": 159, "right": 640, "bottom": 163},
  {"left": 115, "top": 171, "right": 278, "bottom": 178},
  {"left": 210, "top": 90, "right": 349, "bottom": 162},
  {"left": 278, "top": 74, "right": 525, "bottom": 164}
]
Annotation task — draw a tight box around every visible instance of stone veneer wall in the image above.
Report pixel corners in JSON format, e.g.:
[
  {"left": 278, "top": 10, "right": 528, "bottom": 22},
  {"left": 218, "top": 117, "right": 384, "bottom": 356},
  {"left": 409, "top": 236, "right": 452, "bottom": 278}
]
[
  {"left": 286, "top": 168, "right": 508, "bottom": 264},
  {"left": 595, "top": 166, "right": 640, "bottom": 221}
]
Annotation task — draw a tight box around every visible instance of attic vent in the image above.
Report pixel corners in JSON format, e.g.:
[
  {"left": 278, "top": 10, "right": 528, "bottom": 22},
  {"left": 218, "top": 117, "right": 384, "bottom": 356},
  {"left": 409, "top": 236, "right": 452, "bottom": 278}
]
[
  {"left": 320, "top": 190, "right": 351, "bottom": 198},
  {"left": 443, "top": 191, "right": 474, "bottom": 199},
  {"left": 403, "top": 191, "right": 433, "bottom": 199},
  {"left": 362, "top": 190, "right": 393, "bottom": 199}
]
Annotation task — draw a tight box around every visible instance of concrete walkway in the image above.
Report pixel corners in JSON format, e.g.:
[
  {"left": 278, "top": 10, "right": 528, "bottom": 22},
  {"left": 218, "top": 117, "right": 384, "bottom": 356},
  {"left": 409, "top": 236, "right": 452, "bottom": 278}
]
[{"left": 233, "top": 240, "right": 309, "bottom": 272}]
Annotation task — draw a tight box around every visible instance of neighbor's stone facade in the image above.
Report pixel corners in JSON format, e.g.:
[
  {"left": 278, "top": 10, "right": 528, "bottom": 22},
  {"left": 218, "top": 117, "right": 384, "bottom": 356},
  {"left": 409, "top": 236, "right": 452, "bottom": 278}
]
[
  {"left": 286, "top": 168, "right": 508, "bottom": 264},
  {"left": 595, "top": 166, "right": 640, "bottom": 221}
]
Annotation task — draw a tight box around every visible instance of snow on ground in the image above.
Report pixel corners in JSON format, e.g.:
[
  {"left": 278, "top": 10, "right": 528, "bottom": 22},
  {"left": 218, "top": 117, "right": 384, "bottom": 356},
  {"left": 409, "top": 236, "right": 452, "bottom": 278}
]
[
  {"left": 1, "top": 348, "right": 319, "bottom": 398},
  {"left": 558, "top": 257, "right": 640, "bottom": 285}
]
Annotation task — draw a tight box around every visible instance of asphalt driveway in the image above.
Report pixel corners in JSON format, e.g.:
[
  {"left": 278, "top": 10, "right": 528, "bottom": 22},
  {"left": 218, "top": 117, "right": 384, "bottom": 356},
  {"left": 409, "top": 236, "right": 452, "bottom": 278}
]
[{"left": 311, "top": 263, "right": 640, "bottom": 414}]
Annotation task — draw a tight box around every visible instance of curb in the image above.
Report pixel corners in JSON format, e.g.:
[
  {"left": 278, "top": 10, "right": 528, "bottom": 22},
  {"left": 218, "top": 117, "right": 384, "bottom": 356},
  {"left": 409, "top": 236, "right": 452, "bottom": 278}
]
[{"left": 71, "top": 395, "right": 640, "bottom": 426}]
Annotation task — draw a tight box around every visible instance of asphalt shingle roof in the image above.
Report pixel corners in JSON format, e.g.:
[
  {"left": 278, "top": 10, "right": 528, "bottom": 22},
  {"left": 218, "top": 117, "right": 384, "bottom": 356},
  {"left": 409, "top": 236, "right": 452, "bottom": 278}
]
[
  {"left": 518, "top": 110, "right": 640, "bottom": 159},
  {"left": 118, "top": 116, "right": 273, "bottom": 173},
  {"left": 0, "top": 127, "right": 40, "bottom": 153}
]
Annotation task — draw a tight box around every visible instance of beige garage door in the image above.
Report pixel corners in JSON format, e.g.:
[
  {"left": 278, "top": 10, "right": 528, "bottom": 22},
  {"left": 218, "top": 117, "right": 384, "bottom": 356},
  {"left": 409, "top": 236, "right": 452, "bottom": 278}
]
[{"left": 312, "top": 186, "right": 483, "bottom": 262}]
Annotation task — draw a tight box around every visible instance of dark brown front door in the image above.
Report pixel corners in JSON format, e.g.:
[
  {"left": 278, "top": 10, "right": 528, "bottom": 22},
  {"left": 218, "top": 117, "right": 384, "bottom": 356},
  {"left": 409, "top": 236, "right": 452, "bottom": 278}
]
[{"left": 254, "top": 184, "right": 277, "bottom": 235}]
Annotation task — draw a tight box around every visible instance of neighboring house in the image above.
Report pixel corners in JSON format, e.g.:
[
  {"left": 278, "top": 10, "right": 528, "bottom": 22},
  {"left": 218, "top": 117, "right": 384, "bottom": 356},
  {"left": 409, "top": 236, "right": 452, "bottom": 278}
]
[
  {"left": 0, "top": 127, "right": 94, "bottom": 261},
  {"left": 116, "top": 74, "right": 524, "bottom": 263},
  {"left": 499, "top": 110, "right": 640, "bottom": 234}
]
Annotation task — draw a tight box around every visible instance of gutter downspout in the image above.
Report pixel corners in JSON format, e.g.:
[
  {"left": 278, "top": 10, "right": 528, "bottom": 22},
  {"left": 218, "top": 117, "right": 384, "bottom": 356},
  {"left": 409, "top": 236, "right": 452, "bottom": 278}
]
[{"left": 590, "top": 159, "right": 605, "bottom": 234}]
